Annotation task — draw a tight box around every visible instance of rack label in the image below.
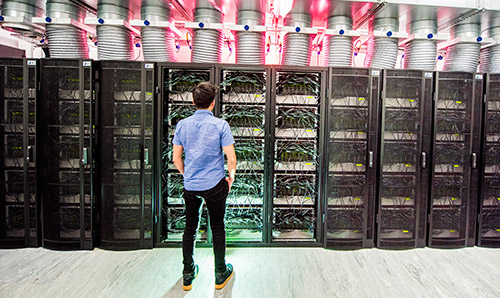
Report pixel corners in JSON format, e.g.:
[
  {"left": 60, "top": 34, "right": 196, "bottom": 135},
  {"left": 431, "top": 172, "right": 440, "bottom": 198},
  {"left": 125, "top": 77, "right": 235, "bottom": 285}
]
[
  {"left": 372, "top": 70, "right": 380, "bottom": 76},
  {"left": 475, "top": 74, "right": 483, "bottom": 80},
  {"left": 83, "top": 61, "right": 91, "bottom": 67},
  {"left": 425, "top": 73, "right": 433, "bottom": 78},
  {"left": 27, "top": 60, "right": 36, "bottom": 65},
  {"left": 145, "top": 63, "right": 154, "bottom": 69}
]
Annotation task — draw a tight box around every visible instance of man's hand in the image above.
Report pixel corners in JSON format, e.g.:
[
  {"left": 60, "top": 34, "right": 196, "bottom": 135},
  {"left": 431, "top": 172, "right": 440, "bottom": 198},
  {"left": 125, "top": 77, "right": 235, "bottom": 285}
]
[
  {"left": 225, "top": 177, "right": 233, "bottom": 192},
  {"left": 223, "top": 144, "right": 236, "bottom": 193}
]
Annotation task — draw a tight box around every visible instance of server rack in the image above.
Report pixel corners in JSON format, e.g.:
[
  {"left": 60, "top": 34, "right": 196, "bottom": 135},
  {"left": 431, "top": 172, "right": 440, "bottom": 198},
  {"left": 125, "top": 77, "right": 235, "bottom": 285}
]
[
  {"left": 215, "top": 66, "right": 271, "bottom": 243},
  {"left": 38, "top": 59, "right": 96, "bottom": 250},
  {"left": 325, "top": 68, "right": 381, "bottom": 249},
  {"left": 269, "top": 67, "right": 326, "bottom": 244},
  {"left": 98, "top": 61, "right": 155, "bottom": 250},
  {"left": 429, "top": 72, "right": 483, "bottom": 247},
  {"left": 0, "top": 58, "right": 39, "bottom": 248},
  {"left": 377, "top": 70, "right": 433, "bottom": 248},
  {"left": 156, "top": 63, "right": 214, "bottom": 245},
  {"left": 478, "top": 73, "right": 500, "bottom": 247}
]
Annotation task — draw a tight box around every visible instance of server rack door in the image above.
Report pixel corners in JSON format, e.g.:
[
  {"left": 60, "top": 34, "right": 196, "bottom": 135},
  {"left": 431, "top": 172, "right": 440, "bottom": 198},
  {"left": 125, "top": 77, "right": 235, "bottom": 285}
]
[
  {"left": 429, "top": 72, "right": 482, "bottom": 248},
  {"left": 325, "top": 68, "right": 381, "bottom": 249},
  {"left": 270, "top": 68, "right": 325, "bottom": 243},
  {"left": 157, "top": 64, "right": 212, "bottom": 244},
  {"left": 478, "top": 74, "right": 500, "bottom": 247},
  {"left": 377, "top": 70, "right": 433, "bottom": 248},
  {"left": 0, "top": 58, "right": 38, "bottom": 248},
  {"left": 216, "top": 66, "right": 269, "bottom": 243},
  {"left": 98, "top": 61, "right": 153, "bottom": 250},
  {"left": 38, "top": 59, "right": 95, "bottom": 250}
]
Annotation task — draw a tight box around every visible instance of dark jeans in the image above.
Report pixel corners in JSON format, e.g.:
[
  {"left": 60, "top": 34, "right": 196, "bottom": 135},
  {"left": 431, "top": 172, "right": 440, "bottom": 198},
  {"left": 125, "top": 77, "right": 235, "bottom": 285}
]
[{"left": 182, "top": 178, "right": 229, "bottom": 273}]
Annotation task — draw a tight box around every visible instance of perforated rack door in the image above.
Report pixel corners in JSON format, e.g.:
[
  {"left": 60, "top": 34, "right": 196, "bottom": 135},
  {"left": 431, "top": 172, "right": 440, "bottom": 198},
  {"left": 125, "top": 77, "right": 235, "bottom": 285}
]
[
  {"left": 377, "top": 70, "right": 433, "bottom": 248},
  {"left": 325, "top": 68, "right": 381, "bottom": 249},
  {"left": 478, "top": 73, "right": 500, "bottom": 247},
  {"left": 0, "top": 58, "right": 38, "bottom": 248},
  {"left": 216, "top": 66, "right": 270, "bottom": 243},
  {"left": 269, "top": 67, "right": 326, "bottom": 243},
  {"left": 157, "top": 64, "right": 213, "bottom": 245},
  {"left": 429, "top": 72, "right": 483, "bottom": 248},
  {"left": 38, "top": 59, "right": 95, "bottom": 250},
  {"left": 98, "top": 61, "right": 155, "bottom": 250}
]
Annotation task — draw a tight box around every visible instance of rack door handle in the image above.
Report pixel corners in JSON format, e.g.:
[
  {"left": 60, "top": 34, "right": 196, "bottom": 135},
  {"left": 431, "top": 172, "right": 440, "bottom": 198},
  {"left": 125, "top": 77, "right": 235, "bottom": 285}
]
[
  {"left": 472, "top": 153, "right": 477, "bottom": 169},
  {"left": 27, "top": 146, "right": 34, "bottom": 163},
  {"left": 144, "top": 148, "right": 150, "bottom": 165},
  {"left": 369, "top": 151, "right": 374, "bottom": 168},
  {"left": 421, "top": 152, "right": 426, "bottom": 168},
  {"left": 82, "top": 147, "right": 89, "bottom": 165}
]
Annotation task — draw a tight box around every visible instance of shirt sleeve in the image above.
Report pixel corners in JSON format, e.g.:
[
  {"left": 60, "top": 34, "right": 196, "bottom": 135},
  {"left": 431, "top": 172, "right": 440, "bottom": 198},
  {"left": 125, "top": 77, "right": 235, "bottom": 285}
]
[
  {"left": 172, "top": 122, "right": 183, "bottom": 146},
  {"left": 220, "top": 121, "right": 235, "bottom": 147}
]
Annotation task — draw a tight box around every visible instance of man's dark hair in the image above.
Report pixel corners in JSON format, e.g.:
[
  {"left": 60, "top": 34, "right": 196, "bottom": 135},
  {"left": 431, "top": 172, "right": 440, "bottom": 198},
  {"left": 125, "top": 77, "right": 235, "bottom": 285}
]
[{"left": 193, "top": 82, "right": 216, "bottom": 109}]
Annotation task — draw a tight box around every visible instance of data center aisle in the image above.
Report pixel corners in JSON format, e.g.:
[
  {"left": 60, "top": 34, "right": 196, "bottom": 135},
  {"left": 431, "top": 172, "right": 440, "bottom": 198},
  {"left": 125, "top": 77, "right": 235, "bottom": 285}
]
[{"left": 0, "top": 247, "right": 499, "bottom": 298}]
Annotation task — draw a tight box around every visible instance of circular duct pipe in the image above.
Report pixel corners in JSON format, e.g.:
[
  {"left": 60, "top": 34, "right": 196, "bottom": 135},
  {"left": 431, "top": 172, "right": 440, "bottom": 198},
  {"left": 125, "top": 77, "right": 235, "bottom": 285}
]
[
  {"left": 235, "top": 0, "right": 265, "bottom": 65},
  {"left": 282, "top": 0, "right": 312, "bottom": 66},
  {"left": 191, "top": 0, "right": 222, "bottom": 63},
  {"left": 282, "top": 13, "right": 312, "bottom": 66},
  {"left": 325, "top": 15, "right": 353, "bottom": 67},
  {"left": 404, "top": 19, "right": 437, "bottom": 70},
  {"left": 141, "top": 0, "right": 175, "bottom": 62},
  {"left": 443, "top": 23, "right": 481, "bottom": 73},
  {"left": 480, "top": 15, "right": 500, "bottom": 73},
  {"left": 97, "top": 0, "right": 134, "bottom": 60},
  {"left": 0, "top": 0, "right": 45, "bottom": 34},
  {"left": 46, "top": 0, "right": 89, "bottom": 59},
  {"left": 365, "top": 17, "right": 399, "bottom": 69}
]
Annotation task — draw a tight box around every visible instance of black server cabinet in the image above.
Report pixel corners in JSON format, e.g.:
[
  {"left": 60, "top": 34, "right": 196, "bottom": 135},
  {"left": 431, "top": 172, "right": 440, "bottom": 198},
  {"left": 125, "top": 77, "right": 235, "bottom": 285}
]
[
  {"left": 377, "top": 70, "right": 433, "bottom": 248},
  {"left": 269, "top": 67, "right": 326, "bottom": 243},
  {"left": 215, "top": 66, "right": 270, "bottom": 243},
  {"left": 38, "top": 59, "right": 96, "bottom": 250},
  {"left": 99, "top": 61, "right": 155, "bottom": 250},
  {"left": 479, "top": 73, "right": 500, "bottom": 247},
  {"left": 325, "top": 68, "right": 381, "bottom": 249},
  {"left": 157, "top": 64, "right": 213, "bottom": 245},
  {"left": 0, "top": 58, "right": 38, "bottom": 248},
  {"left": 429, "top": 72, "right": 483, "bottom": 247}
]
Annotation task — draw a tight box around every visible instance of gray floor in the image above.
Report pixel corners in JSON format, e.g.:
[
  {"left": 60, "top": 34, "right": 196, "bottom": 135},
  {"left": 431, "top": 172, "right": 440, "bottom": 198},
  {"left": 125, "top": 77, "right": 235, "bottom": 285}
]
[{"left": 0, "top": 246, "right": 499, "bottom": 298}]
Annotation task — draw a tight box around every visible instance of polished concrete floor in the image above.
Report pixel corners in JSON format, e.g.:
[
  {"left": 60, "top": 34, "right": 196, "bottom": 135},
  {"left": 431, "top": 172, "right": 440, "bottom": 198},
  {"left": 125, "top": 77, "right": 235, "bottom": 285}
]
[{"left": 0, "top": 246, "right": 499, "bottom": 298}]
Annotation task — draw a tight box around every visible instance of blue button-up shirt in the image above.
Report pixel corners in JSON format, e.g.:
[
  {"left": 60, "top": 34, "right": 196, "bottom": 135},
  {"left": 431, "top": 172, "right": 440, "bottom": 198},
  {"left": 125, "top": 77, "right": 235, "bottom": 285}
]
[{"left": 172, "top": 109, "right": 234, "bottom": 191}]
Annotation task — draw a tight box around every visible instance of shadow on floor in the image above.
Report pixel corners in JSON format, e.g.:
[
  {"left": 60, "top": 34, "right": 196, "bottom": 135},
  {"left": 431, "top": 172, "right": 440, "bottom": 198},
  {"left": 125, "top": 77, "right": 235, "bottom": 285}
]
[{"left": 162, "top": 278, "right": 188, "bottom": 298}]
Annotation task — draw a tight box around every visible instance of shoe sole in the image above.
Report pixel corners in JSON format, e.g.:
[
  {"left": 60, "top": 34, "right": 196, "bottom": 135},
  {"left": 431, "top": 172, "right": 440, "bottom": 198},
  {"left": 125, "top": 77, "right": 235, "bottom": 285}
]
[
  {"left": 182, "top": 268, "right": 199, "bottom": 291},
  {"left": 215, "top": 270, "right": 234, "bottom": 290}
]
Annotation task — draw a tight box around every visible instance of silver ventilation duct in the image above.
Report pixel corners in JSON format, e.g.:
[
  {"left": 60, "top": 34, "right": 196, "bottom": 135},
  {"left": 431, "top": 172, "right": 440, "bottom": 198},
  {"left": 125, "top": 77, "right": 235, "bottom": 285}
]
[
  {"left": 191, "top": 0, "right": 222, "bottom": 63},
  {"left": 235, "top": 0, "right": 265, "bottom": 65},
  {"left": 46, "top": 0, "right": 89, "bottom": 59},
  {"left": 282, "top": 0, "right": 312, "bottom": 66},
  {"left": 0, "top": 0, "right": 45, "bottom": 35},
  {"left": 404, "top": 7, "right": 437, "bottom": 71},
  {"left": 480, "top": 14, "right": 500, "bottom": 73},
  {"left": 325, "top": 15, "right": 353, "bottom": 67},
  {"left": 443, "top": 22, "right": 481, "bottom": 73},
  {"left": 141, "top": 0, "right": 175, "bottom": 62},
  {"left": 97, "top": 0, "right": 134, "bottom": 60},
  {"left": 365, "top": 14, "right": 399, "bottom": 69}
]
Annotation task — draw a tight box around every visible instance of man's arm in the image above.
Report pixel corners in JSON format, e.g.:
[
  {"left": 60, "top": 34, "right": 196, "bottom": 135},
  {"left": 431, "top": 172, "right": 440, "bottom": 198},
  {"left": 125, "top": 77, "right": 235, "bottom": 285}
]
[
  {"left": 223, "top": 144, "right": 237, "bottom": 191},
  {"left": 173, "top": 145, "right": 184, "bottom": 175}
]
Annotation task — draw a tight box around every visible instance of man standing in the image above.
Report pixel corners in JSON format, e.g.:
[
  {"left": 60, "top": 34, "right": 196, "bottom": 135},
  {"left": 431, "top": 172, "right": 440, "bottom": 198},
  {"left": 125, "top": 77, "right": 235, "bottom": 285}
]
[{"left": 172, "top": 82, "right": 236, "bottom": 291}]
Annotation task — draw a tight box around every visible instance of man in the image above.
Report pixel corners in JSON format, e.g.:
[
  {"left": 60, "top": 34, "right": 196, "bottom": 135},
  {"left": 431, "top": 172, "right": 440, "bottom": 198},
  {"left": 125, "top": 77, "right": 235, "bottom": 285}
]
[{"left": 172, "top": 82, "right": 236, "bottom": 291}]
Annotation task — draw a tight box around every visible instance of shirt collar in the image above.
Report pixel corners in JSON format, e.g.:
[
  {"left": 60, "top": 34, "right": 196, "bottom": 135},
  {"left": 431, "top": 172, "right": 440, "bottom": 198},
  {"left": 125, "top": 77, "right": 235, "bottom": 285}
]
[{"left": 194, "top": 109, "right": 213, "bottom": 116}]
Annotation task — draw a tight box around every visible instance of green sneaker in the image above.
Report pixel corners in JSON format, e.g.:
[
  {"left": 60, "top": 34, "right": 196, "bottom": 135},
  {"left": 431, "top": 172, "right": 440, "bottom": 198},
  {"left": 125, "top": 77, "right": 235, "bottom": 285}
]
[
  {"left": 183, "top": 264, "right": 199, "bottom": 291},
  {"left": 215, "top": 264, "right": 234, "bottom": 290}
]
